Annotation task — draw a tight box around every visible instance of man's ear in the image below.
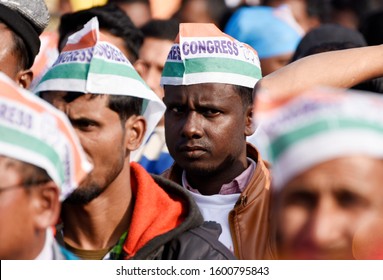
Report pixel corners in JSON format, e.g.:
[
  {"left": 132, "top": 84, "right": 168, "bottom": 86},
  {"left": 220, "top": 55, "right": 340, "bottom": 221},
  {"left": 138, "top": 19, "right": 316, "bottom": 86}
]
[
  {"left": 133, "top": 59, "right": 147, "bottom": 78},
  {"left": 245, "top": 105, "right": 256, "bottom": 136},
  {"left": 31, "top": 182, "right": 61, "bottom": 230},
  {"left": 15, "top": 69, "right": 33, "bottom": 89},
  {"left": 124, "top": 115, "right": 146, "bottom": 151}
]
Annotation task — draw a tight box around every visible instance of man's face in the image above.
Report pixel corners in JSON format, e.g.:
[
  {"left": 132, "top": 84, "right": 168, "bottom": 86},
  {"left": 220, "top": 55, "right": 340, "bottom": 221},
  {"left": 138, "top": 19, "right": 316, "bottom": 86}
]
[
  {"left": 0, "top": 157, "right": 36, "bottom": 259},
  {"left": 136, "top": 37, "right": 173, "bottom": 99},
  {"left": 277, "top": 156, "right": 383, "bottom": 259},
  {"left": 164, "top": 83, "right": 250, "bottom": 180},
  {"left": 42, "top": 92, "right": 128, "bottom": 204},
  {"left": 0, "top": 24, "right": 20, "bottom": 80}
]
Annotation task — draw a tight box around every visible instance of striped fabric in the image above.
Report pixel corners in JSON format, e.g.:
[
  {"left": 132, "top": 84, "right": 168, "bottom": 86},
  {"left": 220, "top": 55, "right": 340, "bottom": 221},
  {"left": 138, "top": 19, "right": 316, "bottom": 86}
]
[
  {"left": 255, "top": 87, "right": 383, "bottom": 190},
  {"left": 0, "top": 73, "right": 91, "bottom": 201},
  {"left": 161, "top": 23, "right": 262, "bottom": 89},
  {"left": 34, "top": 18, "right": 166, "bottom": 160}
]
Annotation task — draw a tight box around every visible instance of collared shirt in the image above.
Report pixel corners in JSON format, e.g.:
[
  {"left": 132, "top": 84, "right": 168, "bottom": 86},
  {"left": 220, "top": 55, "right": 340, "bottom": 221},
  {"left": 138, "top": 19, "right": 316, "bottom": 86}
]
[
  {"left": 182, "top": 158, "right": 256, "bottom": 194},
  {"left": 181, "top": 158, "right": 256, "bottom": 251}
]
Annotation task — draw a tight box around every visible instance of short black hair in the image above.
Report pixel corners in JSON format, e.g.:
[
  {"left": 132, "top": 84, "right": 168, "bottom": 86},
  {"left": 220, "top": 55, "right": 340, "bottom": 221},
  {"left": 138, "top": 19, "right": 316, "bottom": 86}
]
[
  {"left": 60, "top": 92, "right": 143, "bottom": 123},
  {"left": 58, "top": 3, "right": 143, "bottom": 62},
  {"left": 11, "top": 29, "right": 29, "bottom": 71},
  {"left": 360, "top": 9, "right": 383, "bottom": 46},
  {"left": 140, "top": 19, "right": 179, "bottom": 41},
  {"left": 233, "top": 85, "right": 253, "bottom": 109}
]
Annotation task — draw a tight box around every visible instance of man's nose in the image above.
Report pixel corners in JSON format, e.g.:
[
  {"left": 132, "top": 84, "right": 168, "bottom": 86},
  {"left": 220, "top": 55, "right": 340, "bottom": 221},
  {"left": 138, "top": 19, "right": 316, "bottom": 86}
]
[{"left": 181, "top": 111, "right": 203, "bottom": 139}]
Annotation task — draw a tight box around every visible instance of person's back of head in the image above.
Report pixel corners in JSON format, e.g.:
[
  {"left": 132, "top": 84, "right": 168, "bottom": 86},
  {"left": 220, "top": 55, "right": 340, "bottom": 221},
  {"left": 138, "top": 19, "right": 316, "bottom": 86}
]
[
  {"left": 291, "top": 23, "right": 367, "bottom": 61},
  {"left": 140, "top": 19, "right": 179, "bottom": 41},
  {"left": 329, "top": 0, "right": 374, "bottom": 30},
  {"left": 359, "top": 9, "right": 383, "bottom": 46},
  {"left": 175, "top": 0, "right": 230, "bottom": 30},
  {"left": 290, "top": 23, "right": 383, "bottom": 93},
  {"left": 58, "top": 3, "right": 143, "bottom": 62},
  {"left": 107, "top": 0, "right": 151, "bottom": 27}
]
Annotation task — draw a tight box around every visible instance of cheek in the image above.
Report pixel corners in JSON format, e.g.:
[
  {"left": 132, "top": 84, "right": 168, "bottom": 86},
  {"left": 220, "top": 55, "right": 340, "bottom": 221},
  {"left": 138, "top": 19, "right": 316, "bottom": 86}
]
[
  {"left": 278, "top": 205, "right": 310, "bottom": 245},
  {"left": 0, "top": 195, "right": 33, "bottom": 246},
  {"left": 352, "top": 215, "right": 383, "bottom": 259}
]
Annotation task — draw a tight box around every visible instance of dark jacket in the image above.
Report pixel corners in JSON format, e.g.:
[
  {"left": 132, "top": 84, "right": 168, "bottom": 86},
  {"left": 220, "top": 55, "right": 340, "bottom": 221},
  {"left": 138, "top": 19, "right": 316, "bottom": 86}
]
[
  {"left": 128, "top": 167, "right": 236, "bottom": 260},
  {"left": 163, "top": 143, "right": 275, "bottom": 260},
  {"left": 57, "top": 162, "right": 235, "bottom": 260}
]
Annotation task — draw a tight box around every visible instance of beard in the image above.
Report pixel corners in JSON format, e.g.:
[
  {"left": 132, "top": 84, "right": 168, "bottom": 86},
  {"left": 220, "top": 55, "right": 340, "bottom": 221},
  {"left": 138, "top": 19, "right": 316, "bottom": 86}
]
[{"left": 63, "top": 182, "right": 105, "bottom": 205}]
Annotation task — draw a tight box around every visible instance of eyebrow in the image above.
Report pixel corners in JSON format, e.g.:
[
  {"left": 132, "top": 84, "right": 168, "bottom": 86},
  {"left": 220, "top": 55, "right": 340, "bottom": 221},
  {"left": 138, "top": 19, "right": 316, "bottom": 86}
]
[{"left": 68, "top": 116, "right": 100, "bottom": 127}]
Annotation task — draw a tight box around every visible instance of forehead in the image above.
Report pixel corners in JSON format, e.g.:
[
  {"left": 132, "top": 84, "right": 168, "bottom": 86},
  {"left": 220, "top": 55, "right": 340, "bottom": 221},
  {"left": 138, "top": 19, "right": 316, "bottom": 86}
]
[
  {"left": 0, "top": 156, "right": 23, "bottom": 185},
  {"left": 282, "top": 156, "right": 383, "bottom": 197},
  {"left": 0, "top": 24, "right": 19, "bottom": 79},
  {"left": 164, "top": 83, "right": 240, "bottom": 103},
  {"left": 42, "top": 91, "right": 112, "bottom": 116},
  {"left": 140, "top": 38, "right": 173, "bottom": 61}
]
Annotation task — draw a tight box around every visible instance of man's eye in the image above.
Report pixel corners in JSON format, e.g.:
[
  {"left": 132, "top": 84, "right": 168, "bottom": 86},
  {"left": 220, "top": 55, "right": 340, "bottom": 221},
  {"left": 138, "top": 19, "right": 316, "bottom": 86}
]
[
  {"left": 169, "top": 106, "right": 184, "bottom": 114},
  {"left": 71, "top": 120, "right": 96, "bottom": 130},
  {"left": 284, "top": 190, "right": 317, "bottom": 209},
  {"left": 202, "top": 109, "right": 220, "bottom": 117},
  {"left": 337, "top": 190, "right": 367, "bottom": 209}
]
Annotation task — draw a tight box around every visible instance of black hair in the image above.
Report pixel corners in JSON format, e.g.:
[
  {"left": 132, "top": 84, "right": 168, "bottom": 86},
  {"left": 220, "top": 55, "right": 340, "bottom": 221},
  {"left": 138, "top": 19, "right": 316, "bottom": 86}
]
[
  {"left": 140, "top": 19, "right": 179, "bottom": 41},
  {"left": 292, "top": 41, "right": 383, "bottom": 94},
  {"left": 61, "top": 92, "right": 143, "bottom": 123},
  {"left": 233, "top": 85, "right": 253, "bottom": 109},
  {"left": 359, "top": 9, "right": 383, "bottom": 46},
  {"left": 58, "top": 3, "right": 143, "bottom": 62},
  {"left": 11, "top": 30, "right": 29, "bottom": 71}
]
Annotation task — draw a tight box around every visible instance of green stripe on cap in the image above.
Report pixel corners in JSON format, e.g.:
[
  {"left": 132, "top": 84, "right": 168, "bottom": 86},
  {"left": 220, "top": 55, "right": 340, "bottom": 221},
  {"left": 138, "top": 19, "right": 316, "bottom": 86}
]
[
  {"left": 39, "top": 63, "right": 90, "bottom": 83},
  {"left": 162, "top": 57, "right": 261, "bottom": 80},
  {"left": 0, "top": 125, "right": 64, "bottom": 182},
  {"left": 89, "top": 59, "right": 144, "bottom": 83},
  {"left": 185, "top": 57, "right": 261, "bottom": 78},
  {"left": 270, "top": 118, "right": 383, "bottom": 162},
  {"left": 162, "top": 61, "right": 184, "bottom": 78}
]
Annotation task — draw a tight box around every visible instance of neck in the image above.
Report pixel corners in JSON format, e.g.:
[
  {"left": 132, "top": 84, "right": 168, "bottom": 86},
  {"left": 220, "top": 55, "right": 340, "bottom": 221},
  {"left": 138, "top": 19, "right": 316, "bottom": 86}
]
[
  {"left": 61, "top": 164, "right": 133, "bottom": 250},
  {"left": 186, "top": 157, "right": 248, "bottom": 195}
]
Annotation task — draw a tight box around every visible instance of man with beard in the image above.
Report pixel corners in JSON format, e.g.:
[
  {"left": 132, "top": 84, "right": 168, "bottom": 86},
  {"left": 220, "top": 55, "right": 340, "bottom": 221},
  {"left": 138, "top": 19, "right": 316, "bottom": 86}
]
[
  {"left": 35, "top": 18, "right": 234, "bottom": 260},
  {"left": 161, "top": 23, "right": 273, "bottom": 260}
]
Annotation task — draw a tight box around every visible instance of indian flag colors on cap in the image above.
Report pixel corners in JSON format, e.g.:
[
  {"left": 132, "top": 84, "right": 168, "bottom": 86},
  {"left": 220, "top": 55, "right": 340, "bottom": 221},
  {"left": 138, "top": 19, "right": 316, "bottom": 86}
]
[
  {"left": 161, "top": 23, "right": 262, "bottom": 89},
  {"left": 34, "top": 17, "right": 166, "bottom": 160},
  {"left": 255, "top": 87, "right": 383, "bottom": 191},
  {"left": 0, "top": 73, "right": 92, "bottom": 201}
]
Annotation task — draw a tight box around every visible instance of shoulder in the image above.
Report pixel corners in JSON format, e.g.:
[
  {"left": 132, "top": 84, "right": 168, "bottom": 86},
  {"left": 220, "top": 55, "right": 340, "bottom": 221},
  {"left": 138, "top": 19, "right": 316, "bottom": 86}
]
[{"left": 162, "top": 221, "right": 236, "bottom": 260}]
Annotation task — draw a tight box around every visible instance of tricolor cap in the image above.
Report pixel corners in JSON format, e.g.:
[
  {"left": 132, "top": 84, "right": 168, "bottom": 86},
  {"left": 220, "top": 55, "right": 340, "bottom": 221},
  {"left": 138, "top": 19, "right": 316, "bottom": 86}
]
[
  {"left": 255, "top": 87, "right": 383, "bottom": 190},
  {"left": 0, "top": 72, "right": 92, "bottom": 201},
  {"left": 161, "top": 23, "right": 262, "bottom": 89},
  {"left": 34, "top": 17, "right": 166, "bottom": 160}
]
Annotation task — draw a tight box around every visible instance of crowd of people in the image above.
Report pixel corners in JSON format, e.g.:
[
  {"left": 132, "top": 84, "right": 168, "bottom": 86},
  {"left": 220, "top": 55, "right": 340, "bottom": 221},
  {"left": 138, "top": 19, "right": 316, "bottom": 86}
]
[{"left": 2, "top": 0, "right": 383, "bottom": 260}]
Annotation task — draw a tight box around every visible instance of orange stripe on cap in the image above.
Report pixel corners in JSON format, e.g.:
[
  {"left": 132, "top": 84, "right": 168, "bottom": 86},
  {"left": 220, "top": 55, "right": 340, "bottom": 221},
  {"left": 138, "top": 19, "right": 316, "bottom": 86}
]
[{"left": 63, "top": 29, "right": 97, "bottom": 52}]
